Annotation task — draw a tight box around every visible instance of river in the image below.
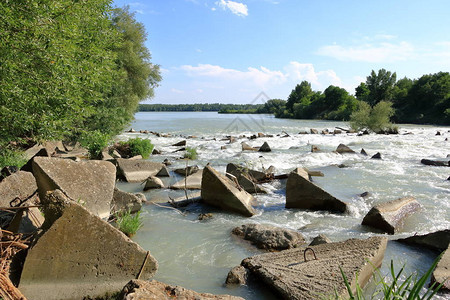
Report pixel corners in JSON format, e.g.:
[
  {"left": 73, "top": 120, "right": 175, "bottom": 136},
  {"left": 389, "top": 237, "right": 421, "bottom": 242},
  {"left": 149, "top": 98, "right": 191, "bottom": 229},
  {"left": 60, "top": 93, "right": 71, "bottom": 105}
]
[{"left": 116, "top": 111, "right": 449, "bottom": 299}]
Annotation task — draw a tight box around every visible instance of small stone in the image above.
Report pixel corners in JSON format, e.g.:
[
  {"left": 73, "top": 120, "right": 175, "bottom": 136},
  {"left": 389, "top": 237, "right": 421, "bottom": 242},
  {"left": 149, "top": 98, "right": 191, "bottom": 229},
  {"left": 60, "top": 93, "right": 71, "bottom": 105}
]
[
  {"left": 144, "top": 176, "right": 165, "bottom": 190},
  {"left": 309, "top": 234, "right": 332, "bottom": 246},
  {"left": 311, "top": 145, "right": 320, "bottom": 153},
  {"left": 197, "top": 213, "right": 213, "bottom": 221},
  {"left": 225, "top": 266, "right": 249, "bottom": 285},
  {"left": 371, "top": 152, "right": 382, "bottom": 159}
]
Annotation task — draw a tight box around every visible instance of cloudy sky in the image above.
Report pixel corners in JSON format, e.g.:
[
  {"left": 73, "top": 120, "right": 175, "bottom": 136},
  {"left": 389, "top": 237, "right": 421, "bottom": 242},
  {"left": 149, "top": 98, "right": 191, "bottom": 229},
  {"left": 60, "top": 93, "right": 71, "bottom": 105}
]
[{"left": 113, "top": 0, "right": 450, "bottom": 104}]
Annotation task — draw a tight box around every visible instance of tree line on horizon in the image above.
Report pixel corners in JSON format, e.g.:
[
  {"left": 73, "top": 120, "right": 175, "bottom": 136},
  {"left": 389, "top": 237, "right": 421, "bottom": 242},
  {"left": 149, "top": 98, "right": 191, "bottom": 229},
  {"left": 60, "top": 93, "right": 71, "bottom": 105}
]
[{"left": 0, "top": 1, "right": 161, "bottom": 149}]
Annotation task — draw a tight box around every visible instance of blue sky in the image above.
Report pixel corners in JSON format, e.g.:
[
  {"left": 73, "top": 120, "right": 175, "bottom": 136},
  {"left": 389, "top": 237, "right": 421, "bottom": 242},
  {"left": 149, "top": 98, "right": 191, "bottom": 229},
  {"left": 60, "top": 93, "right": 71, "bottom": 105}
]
[{"left": 113, "top": 0, "right": 450, "bottom": 104}]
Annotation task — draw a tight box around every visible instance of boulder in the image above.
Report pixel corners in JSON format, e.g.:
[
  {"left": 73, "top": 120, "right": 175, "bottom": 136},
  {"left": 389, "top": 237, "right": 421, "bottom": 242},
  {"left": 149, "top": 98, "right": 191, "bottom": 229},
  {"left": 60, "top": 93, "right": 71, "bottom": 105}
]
[
  {"left": 361, "top": 148, "right": 368, "bottom": 156},
  {"left": 371, "top": 152, "right": 382, "bottom": 159},
  {"left": 232, "top": 223, "right": 305, "bottom": 251},
  {"left": 241, "top": 142, "right": 258, "bottom": 151},
  {"left": 174, "top": 165, "right": 199, "bottom": 176},
  {"left": 310, "top": 128, "right": 318, "bottom": 134},
  {"left": 0, "top": 171, "right": 38, "bottom": 207},
  {"left": 431, "top": 247, "right": 450, "bottom": 291},
  {"left": 144, "top": 176, "right": 165, "bottom": 190},
  {"left": 336, "top": 144, "right": 356, "bottom": 154},
  {"left": 120, "top": 279, "right": 243, "bottom": 300},
  {"left": 226, "top": 163, "right": 267, "bottom": 194},
  {"left": 396, "top": 230, "right": 450, "bottom": 252},
  {"left": 258, "top": 142, "right": 271, "bottom": 152},
  {"left": 172, "top": 140, "right": 186, "bottom": 147},
  {"left": 362, "top": 196, "right": 420, "bottom": 234},
  {"left": 170, "top": 170, "right": 203, "bottom": 190},
  {"left": 116, "top": 158, "right": 165, "bottom": 182},
  {"left": 225, "top": 266, "right": 249, "bottom": 286},
  {"left": 156, "top": 165, "right": 170, "bottom": 177},
  {"left": 21, "top": 146, "right": 51, "bottom": 172},
  {"left": 421, "top": 159, "right": 449, "bottom": 167},
  {"left": 32, "top": 157, "right": 116, "bottom": 219},
  {"left": 19, "top": 194, "right": 157, "bottom": 300},
  {"left": 309, "top": 234, "right": 332, "bottom": 246},
  {"left": 111, "top": 187, "right": 143, "bottom": 215},
  {"left": 286, "top": 167, "right": 347, "bottom": 213},
  {"left": 241, "top": 236, "right": 387, "bottom": 300},
  {"left": 201, "top": 166, "right": 256, "bottom": 217}
]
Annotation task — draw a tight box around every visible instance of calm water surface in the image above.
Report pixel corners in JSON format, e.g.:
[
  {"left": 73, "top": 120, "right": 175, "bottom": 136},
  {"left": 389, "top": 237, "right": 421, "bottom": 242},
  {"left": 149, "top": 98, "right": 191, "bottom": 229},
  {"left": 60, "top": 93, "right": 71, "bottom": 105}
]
[{"left": 116, "top": 112, "right": 449, "bottom": 299}]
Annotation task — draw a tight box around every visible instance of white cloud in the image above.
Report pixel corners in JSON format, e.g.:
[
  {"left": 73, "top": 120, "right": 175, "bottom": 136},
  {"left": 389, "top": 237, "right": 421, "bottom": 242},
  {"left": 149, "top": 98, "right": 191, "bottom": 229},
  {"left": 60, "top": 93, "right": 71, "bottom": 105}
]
[
  {"left": 171, "top": 88, "right": 184, "bottom": 94},
  {"left": 317, "top": 40, "right": 415, "bottom": 63},
  {"left": 284, "top": 62, "right": 342, "bottom": 88},
  {"left": 215, "top": 0, "right": 248, "bottom": 17}
]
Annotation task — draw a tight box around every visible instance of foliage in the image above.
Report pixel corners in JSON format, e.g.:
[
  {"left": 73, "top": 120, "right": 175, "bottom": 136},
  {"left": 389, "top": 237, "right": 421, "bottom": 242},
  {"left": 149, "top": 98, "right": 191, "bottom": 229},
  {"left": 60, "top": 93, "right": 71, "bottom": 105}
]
[
  {"left": 115, "top": 209, "right": 143, "bottom": 237},
  {"left": 364, "top": 69, "right": 397, "bottom": 106},
  {"left": 125, "top": 137, "right": 154, "bottom": 159},
  {"left": 337, "top": 255, "right": 443, "bottom": 300},
  {"left": 79, "top": 130, "right": 111, "bottom": 159},
  {"left": 0, "top": 146, "right": 27, "bottom": 170},
  {"left": 0, "top": 2, "right": 160, "bottom": 146},
  {"left": 350, "top": 101, "right": 395, "bottom": 133},
  {"left": 184, "top": 147, "right": 198, "bottom": 160}
]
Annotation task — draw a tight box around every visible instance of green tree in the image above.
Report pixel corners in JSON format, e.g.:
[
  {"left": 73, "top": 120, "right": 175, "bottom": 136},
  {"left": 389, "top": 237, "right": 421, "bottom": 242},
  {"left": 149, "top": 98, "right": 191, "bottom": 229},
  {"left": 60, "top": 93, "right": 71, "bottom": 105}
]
[
  {"left": 365, "top": 69, "right": 397, "bottom": 106},
  {"left": 355, "top": 82, "right": 370, "bottom": 102},
  {"left": 285, "top": 81, "right": 313, "bottom": 112},
  {"left": 350, "top": 101, "right": 395, "bottom": 133}
]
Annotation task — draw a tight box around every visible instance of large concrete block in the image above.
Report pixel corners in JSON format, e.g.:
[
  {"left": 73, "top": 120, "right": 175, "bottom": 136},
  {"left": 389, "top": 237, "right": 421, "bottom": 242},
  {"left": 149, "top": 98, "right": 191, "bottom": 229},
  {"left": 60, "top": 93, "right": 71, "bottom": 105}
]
[
  {"left": 241, "top": 237, "right": 387, "bottom": 299},
  {"left": 431, "top": 247, "right": 450, "bottom": 291},
  {"left": 19, "top": 194, "right": 157, "bottom": 300},
  {"left": 0, "top": 171, "right": 38, "bottom": 207},
  {"left": 111, "top": 187, "right": 143, "bottom": 215},
  {"left": 170, "top": 170, "right": 203, "bottom": 190},
  {"left": 32, "top": 157, "right": 116, "bottom": 219},
  {"left": 286, "top": 167, "right": 347, "bottom": 213},
  {"left": 226, "top": 163, "right": 266, "bottom": 194},
  {"left": 201, "top": 166, "right": 256, "bottom": 217},
  {"left": 116, "top": 158, "right": 165, "bottom": 182},
  {"left": 362, "top": 196, "right": 420, "bottom": 234},
  {"left": 397, "top": 230, "right": 450, "bottom": 252}
]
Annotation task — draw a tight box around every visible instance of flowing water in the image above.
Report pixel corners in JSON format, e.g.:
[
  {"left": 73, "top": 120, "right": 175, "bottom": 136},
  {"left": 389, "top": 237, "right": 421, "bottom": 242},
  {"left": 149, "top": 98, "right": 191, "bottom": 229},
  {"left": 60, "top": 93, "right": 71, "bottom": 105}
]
[{"left": 116, "top": 112, "right": 449, "bottom": 299}]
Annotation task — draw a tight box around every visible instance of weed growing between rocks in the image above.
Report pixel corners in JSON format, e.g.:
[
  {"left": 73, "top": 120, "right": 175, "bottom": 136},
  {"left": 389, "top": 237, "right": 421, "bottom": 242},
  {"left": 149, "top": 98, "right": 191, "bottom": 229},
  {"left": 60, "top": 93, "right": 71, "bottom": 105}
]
[
  {"left": 0, "top": 146, "right": 27, "bottom": 170},
  {"left": 79, "top": 130, "right": 111, "bottom": 159},
  {"left": 115, "top": 209, "right": 143, "bottom": 237},
  {"left": 120, "top": 137, "right": 154, "bottom": 159},
  {"left": 336, "top": 254, "right": 443, "bottom": 300},
  {"left": 184, "top": 147, "right": 197, "bottom": 160}
]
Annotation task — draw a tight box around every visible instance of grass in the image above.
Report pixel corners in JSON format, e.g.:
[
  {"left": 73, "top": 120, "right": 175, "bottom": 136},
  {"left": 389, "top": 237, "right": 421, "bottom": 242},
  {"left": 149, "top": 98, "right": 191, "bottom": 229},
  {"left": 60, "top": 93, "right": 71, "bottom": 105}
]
[
  {"left": 115, "top": 209, "right": 143, "bottom": 237},
  {"left": 337, "top": 253, "right": 444, "bottom": 300},
  {"left": 184, "top": 147, "right": 197, "bottom": 160}
]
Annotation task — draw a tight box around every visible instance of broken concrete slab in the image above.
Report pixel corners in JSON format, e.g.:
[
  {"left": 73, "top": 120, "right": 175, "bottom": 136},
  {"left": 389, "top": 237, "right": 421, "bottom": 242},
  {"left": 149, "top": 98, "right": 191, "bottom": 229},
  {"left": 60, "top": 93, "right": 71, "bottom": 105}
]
[
  {"left": 226, "top": 163, "right": 266, "bottom": 194},
  {"left": 156, "top": 165, "right": 170, "bottom": 177},
  {"left": 0, "top": 171, "right": 38, "bottom": 207},
  {"left": 232, "top": 223, "right": 305, "bottom": 251},
  {"left": 396, "top": 230, "right": 450, "bottom": 252},
  {"left": 201, "top": 165, "right": 256, "bottom": 217},
  {"left": 225, "top": 266, "right": 249, "bottom": 286},
  {"left": 286, "top": 167, "right": 347, "bottom": 213},
  {"left": 116, "top": 158, "right": 165, "bottom": 182},
  {"left": 241, "top": 236, "right": 387, "bottom": 300},
  {"left": 170, "top": 170, "right": 203, "bottom": 190},
  {"left": 241, "top": 142, "right": 258, "bottom": 151},
  {"left": 111, "top": 187, "right": 143, "bottom": 215},
  {"left": 431, "top": 247, "right": 450, "bottom": 291},
  {"left": 226, "top": 163, "right": 269, "bottom": 183},
  {"left": 174, "top": 165, "right": 199, "bottom": 176},
  {"left": 19, "top": 197, "right": 157, "bottom": 300},
  {"left": 120, "top": 279, "right": 243, "bottom": 300},
  {"left": 32, "top": 157, "right": 116, "bottom": 219},
  {"left": 259, "top": 142, "right": 271, "bottom": 152},
  {"left": 336, "top": 144, "right": 356, "bottom": 154},
  {"left": 362, "top": 196, "right": 420, "bottom": 234}
]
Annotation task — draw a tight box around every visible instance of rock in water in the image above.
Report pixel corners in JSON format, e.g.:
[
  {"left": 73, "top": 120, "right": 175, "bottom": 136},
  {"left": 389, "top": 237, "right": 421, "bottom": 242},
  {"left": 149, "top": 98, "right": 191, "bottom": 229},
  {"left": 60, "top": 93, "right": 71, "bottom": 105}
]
[
  {"left": 258, "top": 142, "right": 271, "bottom": 152},
  {"left": 241, "top": 236, "right": 387, "bottom": 300},
  {"left": 420, "top": 159, "right": 450, "bottom": 167},
  {"left": 170, "top": 170, "right": 203, "bottom": 190},
  {"left": 172, "top": 140, "right": 186, "bottom": 147},
  {"left": 201, "top": 165, "right": 256, "bottom": 217},
  {"left": 225, "top": 266, "right": 249, "bottom": 285},
  {"left": 232, "top": 223, "right": 305, "bottom": 251},
  {"left": 19, "top": 192, "right": 157, "bottom": 300},
  {"left": 431, "top": 247, "right": 450, "bottom": 291},
  {"left": 32, "top": 157, "right": 115, "bottom": 219},
  {"left": 174, "top": 165, "right": 199, "bottom": 176},
  {"left": 362, "top": 196, "right": 420, "bottom": 234},
  {"left": 396, "top": 230, "right": 450, "bottom": 252},
  {"left": 111, "top": 187, "right": 143, "bottom": 215},
  {"left": 226, "top": 163, "right": 266, "bottom": 194},
  {"left": 144, "top": 176, "right": 165, "bottom": 190},
  {"left": 286, "top": 167, "right": 347, "bottom": 213},
  {"left": 371, "top": 152, "right": 382, "bottom": 159},
  {"left": 120, "top": 280, "right": 244, "bottom": 300},
  {"left": 116, "top": 158, "right": 166, "bottom": 182},
  {"left": 336, "top": 144, "right": 356, "bottom": 154}
]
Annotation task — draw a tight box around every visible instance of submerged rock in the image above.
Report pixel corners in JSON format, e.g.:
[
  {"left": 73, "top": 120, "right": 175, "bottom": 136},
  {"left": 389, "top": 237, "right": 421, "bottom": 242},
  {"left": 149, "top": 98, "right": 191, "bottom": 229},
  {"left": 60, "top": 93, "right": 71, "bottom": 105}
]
[
  {"left": 32, "top": 157, "right": 116, "bottom": 219},
  {"left": 20, "top": 193, "right": 158, "bottom": 300},
  {"left": 241, "top": 236, "right": 387, "bottom": 300},
  {"left": 421, "top": 159, "right": 449, "bottom": 167},
  {"left": 232, "top": 223, "right": 305, "bottom": 251},
  {"left": 335, "top": 143, "right": 356, "bottom": 154},
  {"left": 286, "top": 167, "right": 347, "bottom": 213},
  {"left": 120, "top": 279, "right": 243, "bottom": 300},
  {"left": 201, "top": 165, "right": 256, "bottom": 217},
  {"left": 362, "top": 196, "right": 420, "bottom": 234}
]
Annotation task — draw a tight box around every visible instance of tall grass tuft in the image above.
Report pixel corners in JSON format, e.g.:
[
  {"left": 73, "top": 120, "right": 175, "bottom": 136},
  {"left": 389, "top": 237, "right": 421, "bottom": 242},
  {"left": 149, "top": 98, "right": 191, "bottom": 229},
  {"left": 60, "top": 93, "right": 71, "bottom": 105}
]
[
  {"left": 184, "top": 147, "right": 197, "bottom": 160},
  {"left": 121, "top": 137, "right": 154, "bottom": 159},
  {"left": 115, "top": 209, "right": 143, "bottom": 237}
]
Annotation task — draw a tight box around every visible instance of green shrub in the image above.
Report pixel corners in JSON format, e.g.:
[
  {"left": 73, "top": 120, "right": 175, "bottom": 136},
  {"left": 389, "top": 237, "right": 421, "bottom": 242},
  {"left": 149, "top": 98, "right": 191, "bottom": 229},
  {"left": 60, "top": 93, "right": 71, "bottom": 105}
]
[
  {"left": 115, "top": 209, "right": 143, "bottom": 237},
  {"left": 0, "top": 146, "right": 28, "bottom": 170},
  {"left": 79, "top": 130, "right": 111, "bottom": 159},
  {"left": 350, "top": 101, "right": 396, "bottom": 133},
  {"left": 126, "top": 137, "right": 154, "bottom": 159},
  {"left": 337, "top": 254, "right": 443, "bottom": 300},
  {"left": 184, "top": 147, "right": 198, "bottom": 160}
]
